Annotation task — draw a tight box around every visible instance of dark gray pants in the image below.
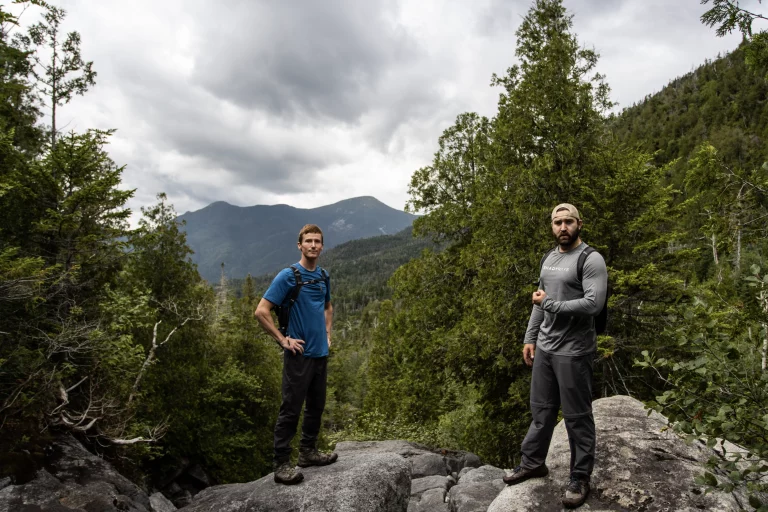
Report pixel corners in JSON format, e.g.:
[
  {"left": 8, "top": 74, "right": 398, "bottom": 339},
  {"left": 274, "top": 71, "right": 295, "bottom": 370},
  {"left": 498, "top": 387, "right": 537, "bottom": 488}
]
[
  {"left": 273, "top": 351, "right": 328, "bottom": 464},
  {"left": 520, "top": 349, "right": 595, "bottom": 481}
]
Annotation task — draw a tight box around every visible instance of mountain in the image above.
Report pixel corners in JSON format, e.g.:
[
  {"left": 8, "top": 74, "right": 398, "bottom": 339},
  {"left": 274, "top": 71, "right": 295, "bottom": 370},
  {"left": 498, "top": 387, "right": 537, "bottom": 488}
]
[{"left": 178, "top": 196, "right": 418, "bottom": 281}]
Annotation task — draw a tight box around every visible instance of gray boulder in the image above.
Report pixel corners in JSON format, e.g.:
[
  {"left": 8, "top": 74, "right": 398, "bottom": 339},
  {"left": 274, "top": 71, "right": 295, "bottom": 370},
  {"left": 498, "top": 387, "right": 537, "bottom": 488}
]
[
  {"left": 337, "top": 441, "right": 445, "bottom": 478},
  {"left": 408, "top": 487, "right": 449, "bottom": 512},
  {"left": 442, "top": 451, "right": 482, "bottom": 475},
  {"left": 489, "top": 395, "right": 749, "bottom": 512},
  {"left": 184, "top": 449, "right": 411, "bottom": 512},
  {"left": 410, "top": 453, "right": 449, "bottom": 478},
  {"left": 149, "top": 491, "right": 177, "bottom": 512},
  {"left": 410, "top": 475, "right": 451, "bottom": 497},
  {"left": 336, "top": 441, "right": 479, "bottom": 479},
  {"left": 0, "top": 435, "right": 151, "bottom": 512},
  {"left": 454, "top": 465, "right": 504, "bottom": 485},
  {"left": 446, "top": 465, "right": 505, "bottom": 512}
]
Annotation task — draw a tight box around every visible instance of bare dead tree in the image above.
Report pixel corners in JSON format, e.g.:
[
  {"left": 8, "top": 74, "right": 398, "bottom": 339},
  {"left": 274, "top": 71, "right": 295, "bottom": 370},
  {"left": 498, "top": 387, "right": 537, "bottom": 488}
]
[
  {"left": 758, "top": 287, "right": 768, "bottom": 372},
  {"left": 47, "top": 374, "right": 169, "bottom": 445},
  {"left": 127, "top": 299, "right": 205, "bottom": 405},
  {"left": 107, "top": 419, "right": 169, "bottom": 445}
]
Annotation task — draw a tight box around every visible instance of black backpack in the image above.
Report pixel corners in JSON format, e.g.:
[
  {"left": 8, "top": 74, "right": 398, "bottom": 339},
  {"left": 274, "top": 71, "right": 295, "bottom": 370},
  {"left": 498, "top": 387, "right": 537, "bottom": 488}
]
[
  {"left": 539, "top": 246, "right": 608, "bottom": 335},
  {"left": 274, "top": 265, "right": 329, "bottom": 336}
]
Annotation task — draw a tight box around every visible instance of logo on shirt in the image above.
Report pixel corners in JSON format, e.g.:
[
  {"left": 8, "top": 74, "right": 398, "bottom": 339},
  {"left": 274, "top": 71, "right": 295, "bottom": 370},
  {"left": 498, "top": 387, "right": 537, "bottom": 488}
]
[{"left": 543, "top": 266, "right": 570, "bottom": 272}]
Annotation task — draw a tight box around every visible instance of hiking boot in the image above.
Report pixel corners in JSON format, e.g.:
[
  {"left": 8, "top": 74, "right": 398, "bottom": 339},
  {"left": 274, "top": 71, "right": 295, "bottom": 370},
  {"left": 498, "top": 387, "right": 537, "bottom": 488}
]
[
  {"left": 562, "top": 476, "right": 590, "bottom": 508},
  {"left": 297, "top": 447, "right": 338, "bottom": 468},
  {"left": 273, "top": 461, "right": 304, "bottom": 485},
  {"left": 502, "top": 464, "right": 549, "bottom": 485}
]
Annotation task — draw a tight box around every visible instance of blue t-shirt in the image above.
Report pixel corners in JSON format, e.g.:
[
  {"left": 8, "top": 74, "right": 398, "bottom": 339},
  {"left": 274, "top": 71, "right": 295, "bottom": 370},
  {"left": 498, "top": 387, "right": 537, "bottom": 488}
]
[{"left": 263, "top": 263, "right": 331, "bottom": 358}]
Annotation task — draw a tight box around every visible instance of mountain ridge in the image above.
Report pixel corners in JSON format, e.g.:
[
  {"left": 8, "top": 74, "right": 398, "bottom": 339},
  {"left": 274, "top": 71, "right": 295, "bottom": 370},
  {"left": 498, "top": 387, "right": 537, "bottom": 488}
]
[{"left": 178, "top": 196, "right": 418, "bottom": 281}]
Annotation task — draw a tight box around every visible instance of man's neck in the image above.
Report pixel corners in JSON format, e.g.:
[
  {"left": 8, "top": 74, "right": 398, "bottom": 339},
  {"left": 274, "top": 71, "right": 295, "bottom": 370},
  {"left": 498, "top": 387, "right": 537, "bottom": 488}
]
[
  {"left": 558, "top": 239, "right": 583, "bottom": 253},
  {"left": 299, "top": 257, "right": 318, "bottom": 271}
]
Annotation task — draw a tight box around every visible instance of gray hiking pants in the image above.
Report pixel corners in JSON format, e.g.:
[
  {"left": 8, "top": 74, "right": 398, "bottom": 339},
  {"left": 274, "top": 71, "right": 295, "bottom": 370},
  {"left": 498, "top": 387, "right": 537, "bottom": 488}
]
[{"left": 520, "top": 348, "right": 595, "bottom": 481}]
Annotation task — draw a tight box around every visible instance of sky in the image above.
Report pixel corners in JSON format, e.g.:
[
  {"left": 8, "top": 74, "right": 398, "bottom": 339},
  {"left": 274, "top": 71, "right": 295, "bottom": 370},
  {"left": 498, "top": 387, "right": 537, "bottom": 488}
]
[{"left": 14, "top": 0, "right": 749, "bottom": 222}]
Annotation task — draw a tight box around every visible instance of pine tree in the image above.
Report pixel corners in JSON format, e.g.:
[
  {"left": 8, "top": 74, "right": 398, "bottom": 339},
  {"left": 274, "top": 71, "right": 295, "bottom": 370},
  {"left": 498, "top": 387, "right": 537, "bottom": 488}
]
[
  {"left": 14, "top": 5, "right": 96, "bottom": 148},
  {"left": 364, "top": 0, "right": 678, "bottom": 464}
]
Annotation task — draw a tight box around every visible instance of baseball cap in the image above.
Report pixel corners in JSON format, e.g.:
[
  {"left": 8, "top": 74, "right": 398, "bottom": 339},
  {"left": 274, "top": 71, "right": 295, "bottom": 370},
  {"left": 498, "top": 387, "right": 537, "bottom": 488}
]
[{"left": 551, "top": 203, "right": 581, "bottom": 221}]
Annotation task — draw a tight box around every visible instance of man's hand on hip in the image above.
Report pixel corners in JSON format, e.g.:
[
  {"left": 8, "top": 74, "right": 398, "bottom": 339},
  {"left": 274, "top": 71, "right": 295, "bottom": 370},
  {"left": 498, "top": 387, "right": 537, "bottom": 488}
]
[
  {"left": 282, "top": 336, "right": 305, "bottom": 355},
  {"left": 523, "top": 344, "right": 535, "bottom": 367}
]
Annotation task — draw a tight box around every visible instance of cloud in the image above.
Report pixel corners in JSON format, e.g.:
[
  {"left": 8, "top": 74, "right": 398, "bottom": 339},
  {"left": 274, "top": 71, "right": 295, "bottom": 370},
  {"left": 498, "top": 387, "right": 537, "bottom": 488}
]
[
  {"left": 190, "top": 0, "right": 421, "bottom": 123},
  {"left": 48, "top": 0, "right": 745, "bottom": 223}
]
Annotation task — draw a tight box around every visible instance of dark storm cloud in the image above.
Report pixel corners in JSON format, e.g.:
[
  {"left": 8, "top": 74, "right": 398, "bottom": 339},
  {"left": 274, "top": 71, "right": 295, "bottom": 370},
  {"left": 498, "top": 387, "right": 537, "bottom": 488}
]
[
  {"left": 190, "top": 0, "right": 422, "bottom": 123},
  {"left": 109, "top": 55, "right": 343, "bottom": 192}
]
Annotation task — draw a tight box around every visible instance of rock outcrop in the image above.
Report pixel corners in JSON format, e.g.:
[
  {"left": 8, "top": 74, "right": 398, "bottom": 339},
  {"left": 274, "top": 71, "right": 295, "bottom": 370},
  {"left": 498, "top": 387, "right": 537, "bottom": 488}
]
[
  {"left": 185, "top": 440, "right": 483, "bottom": 512},
  {"left": 0, "top": 435, "right": 152, "bottom": 512},
  {"left": 488, "top": 395, "right": 748, "bottom": 511},
  {"left": 2, "top": 396, "right": 759, "bottom": 512},
  {"left": 184, "top": 447, "right": 411, "bottom": 512}
]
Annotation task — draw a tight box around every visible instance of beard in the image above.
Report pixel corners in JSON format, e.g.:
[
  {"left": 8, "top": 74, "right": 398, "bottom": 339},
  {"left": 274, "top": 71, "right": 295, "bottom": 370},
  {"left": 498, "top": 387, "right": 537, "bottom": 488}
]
[{"left": 556, "top": 226, "right": 581, "bottom": 248}]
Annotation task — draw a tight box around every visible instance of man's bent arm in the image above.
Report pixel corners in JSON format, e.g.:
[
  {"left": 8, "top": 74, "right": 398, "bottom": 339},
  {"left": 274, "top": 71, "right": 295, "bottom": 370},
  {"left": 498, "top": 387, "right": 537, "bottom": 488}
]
[
  {"left": 540, "top": 254, "right": 607, "bottom": 317},
  {"left": 255, "top": 298, "right": 288, "bottom": 349}
]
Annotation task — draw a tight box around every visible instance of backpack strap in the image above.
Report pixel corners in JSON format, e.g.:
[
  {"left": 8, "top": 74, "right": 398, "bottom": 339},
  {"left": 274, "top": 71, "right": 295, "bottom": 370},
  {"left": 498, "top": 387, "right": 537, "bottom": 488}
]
[
  {"left": 286, "top": 265, "right": 304, "bottom": 305},
  {"left": 576, "top": 246, "right": 596, "bottom": 282},
  {"left": 288, "top": 265, "right": 328, "bottom": 298}
]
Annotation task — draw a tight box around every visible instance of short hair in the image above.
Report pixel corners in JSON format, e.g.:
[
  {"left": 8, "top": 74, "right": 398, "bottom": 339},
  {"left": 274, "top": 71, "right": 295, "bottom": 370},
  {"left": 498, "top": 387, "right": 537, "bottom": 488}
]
[{"left": 298, "top": 224, "right": 324, "bottom": 244}]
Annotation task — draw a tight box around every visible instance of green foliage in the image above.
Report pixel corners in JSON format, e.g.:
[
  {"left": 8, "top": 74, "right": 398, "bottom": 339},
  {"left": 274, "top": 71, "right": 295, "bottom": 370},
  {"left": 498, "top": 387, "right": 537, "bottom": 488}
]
[
  {"left": 329, "top": 408, "right": 440, "bottom": 448},
  {"left": 637, "top": 271, "right": 768, "bottom": 506},
  {"left": 701, "top": 0, "right": 768, "bottom": 78},
  {"left": 196, "top": 355, "right": 277, "bottom": 482}
]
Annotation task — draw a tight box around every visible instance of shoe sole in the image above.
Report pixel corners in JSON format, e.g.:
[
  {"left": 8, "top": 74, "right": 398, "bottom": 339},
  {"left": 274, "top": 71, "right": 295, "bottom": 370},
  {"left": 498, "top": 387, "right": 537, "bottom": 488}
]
[
  {"left": 297, "top": 454, "right": 338, "bottom": 468},
  {"left": 503, "top": 466, "right": 549, "bottom": 486},
  {"left": 274, "top": 474, "right": 304, "bottom": 485}
]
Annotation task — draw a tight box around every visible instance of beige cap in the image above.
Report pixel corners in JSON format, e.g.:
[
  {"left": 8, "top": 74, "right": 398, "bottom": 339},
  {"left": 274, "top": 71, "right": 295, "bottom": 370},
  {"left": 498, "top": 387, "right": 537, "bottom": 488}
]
[{"left": 551, "top": 203, "right": 581, "bottom": 221}]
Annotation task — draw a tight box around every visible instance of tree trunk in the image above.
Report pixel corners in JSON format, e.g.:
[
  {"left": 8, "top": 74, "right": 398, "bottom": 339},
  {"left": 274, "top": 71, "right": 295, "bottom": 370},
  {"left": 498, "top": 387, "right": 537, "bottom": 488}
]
[
  {"left": 734, "top": 186, "right": 744, "bottom": 273},
  {"left": 51, "top": 31, "right": 58, "bottom": 149}
]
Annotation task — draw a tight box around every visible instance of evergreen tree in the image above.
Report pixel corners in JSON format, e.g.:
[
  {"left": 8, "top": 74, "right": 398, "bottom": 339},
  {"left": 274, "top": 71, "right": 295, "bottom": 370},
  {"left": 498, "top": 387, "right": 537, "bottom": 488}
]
[
  {"left": 362, "top": 0, "right": 677, "bottom": 464},
  {"left": 14, "top": 5, "right": 96, "bottom": 147}
]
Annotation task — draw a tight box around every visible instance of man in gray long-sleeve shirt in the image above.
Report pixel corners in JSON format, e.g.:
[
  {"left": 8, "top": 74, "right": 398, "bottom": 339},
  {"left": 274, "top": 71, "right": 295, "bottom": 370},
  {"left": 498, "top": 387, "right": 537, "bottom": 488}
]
[{"left": 503, "top": 203, "right": 607, "bottom": 510}]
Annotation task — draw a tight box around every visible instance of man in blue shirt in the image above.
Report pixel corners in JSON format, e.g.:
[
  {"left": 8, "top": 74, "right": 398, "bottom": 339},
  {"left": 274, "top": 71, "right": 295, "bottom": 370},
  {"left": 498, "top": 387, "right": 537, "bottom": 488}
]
[{"left": 255, "top": 224, "right": 336, "bottom": 485}]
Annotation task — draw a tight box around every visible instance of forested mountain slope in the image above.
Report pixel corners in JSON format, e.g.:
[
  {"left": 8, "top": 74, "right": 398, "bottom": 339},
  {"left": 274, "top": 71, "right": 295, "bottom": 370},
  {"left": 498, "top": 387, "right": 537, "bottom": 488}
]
[
  {"left": 179, "top": 196, "right": 417, "bottom": 281},
  {"left": 612, "top": 44, "right": 767, "bottom": 172}
]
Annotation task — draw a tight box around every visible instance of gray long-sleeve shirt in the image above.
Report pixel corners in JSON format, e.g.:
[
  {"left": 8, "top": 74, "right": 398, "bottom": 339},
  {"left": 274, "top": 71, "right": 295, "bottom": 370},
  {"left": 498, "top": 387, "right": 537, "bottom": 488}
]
[{"left": 524, "top": 243, "right": 607, "bottom": 356}]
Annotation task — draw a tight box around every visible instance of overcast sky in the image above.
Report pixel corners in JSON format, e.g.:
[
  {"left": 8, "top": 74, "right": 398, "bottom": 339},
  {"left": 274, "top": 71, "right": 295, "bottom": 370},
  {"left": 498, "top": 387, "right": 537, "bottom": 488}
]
[{"left": 19, "top": 0, "right": 750, "bottom": 221}]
